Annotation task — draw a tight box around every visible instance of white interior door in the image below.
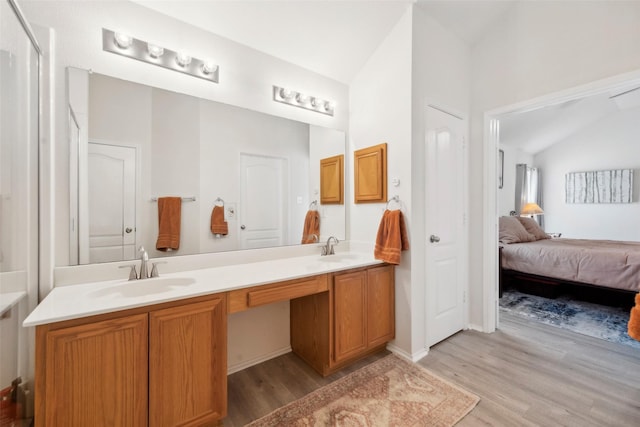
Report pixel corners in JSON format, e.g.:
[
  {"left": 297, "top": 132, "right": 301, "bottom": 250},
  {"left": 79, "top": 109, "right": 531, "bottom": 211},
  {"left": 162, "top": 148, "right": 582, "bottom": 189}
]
[
  {"left": 87, "top": 142, "right": 136, "bottom": 263},
  {"left": 239, "top": 153, "right": 287, "bottom": 249},
  {"left": 425, "top": 106, "right": 467, "bottom": 348}
]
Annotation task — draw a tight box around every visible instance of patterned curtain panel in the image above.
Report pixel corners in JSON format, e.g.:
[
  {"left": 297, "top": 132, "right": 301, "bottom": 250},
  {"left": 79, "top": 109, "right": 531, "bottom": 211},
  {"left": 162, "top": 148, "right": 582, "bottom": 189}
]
[{"left": 565, "top": 169, "right": 634, "bottom": 204}]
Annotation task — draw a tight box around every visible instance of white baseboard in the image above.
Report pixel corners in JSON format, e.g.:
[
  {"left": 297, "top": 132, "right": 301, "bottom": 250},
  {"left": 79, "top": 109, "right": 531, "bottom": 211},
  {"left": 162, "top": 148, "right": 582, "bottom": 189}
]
[
  {"left": 227, "top": 346, "right": 292, "bottom": 375},
  {"left": 386, "top": 343, "right": 429, "bottom": 363},
  {"left": 467, "top": 323, "right": 485, "bottom": 332}
]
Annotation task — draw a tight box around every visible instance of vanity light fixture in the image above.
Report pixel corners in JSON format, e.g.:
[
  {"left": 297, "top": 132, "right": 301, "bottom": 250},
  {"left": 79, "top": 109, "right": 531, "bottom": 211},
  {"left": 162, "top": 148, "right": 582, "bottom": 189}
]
[
  {"left": 102, "top": 28, "right": 219, "bottom": 83},
  {"left": 273, "top": 85, "right": 335, "bottom": 116}
]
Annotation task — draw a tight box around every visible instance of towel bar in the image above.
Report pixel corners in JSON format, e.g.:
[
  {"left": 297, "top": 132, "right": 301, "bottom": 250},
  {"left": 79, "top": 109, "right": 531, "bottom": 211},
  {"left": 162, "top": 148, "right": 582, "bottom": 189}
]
[{"left": 150, "top": 196, "right": 196, "bottom": 202}]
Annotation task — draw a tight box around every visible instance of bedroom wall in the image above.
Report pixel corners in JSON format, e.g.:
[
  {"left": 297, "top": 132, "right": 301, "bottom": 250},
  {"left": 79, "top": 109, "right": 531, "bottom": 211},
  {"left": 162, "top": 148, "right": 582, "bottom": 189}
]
[
  {"left": 534, "top": 106, "right": 640, "bottom": 241},
  {"left": 498, "top": 145, "right": 533, "bottom": 216},
  {"left": 469, "top": 0, "right": 640, "bottom": 328}
]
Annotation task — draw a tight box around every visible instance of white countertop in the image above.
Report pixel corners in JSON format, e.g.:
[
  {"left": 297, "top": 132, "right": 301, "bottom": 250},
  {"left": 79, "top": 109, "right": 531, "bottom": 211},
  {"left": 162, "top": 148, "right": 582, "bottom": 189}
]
[{"left": 24, "top": 252, "right": 382, "bottom": 327}]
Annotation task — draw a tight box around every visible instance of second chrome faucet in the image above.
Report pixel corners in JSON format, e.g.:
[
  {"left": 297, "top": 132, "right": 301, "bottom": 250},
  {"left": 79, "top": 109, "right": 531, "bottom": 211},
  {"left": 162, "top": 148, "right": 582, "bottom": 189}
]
[{"left": 321, "top": 236, "right": 339, "bottom": 256}]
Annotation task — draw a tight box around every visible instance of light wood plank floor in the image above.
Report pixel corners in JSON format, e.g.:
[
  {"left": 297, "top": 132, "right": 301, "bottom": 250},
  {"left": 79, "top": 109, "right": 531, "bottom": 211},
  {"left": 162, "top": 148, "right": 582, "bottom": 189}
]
[{"left": 225, "top": 312, "right": 640, "bottom": 426}]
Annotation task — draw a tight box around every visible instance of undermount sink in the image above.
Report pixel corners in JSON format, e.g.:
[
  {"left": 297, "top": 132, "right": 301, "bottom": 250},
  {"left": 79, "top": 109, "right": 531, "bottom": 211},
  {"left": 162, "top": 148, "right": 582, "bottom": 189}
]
[
  {"left": 316, "top": 253, "right": 362, "bottom": 263},
  {"left": 90, "top": 277, "right": 196, "bottom": 298}
]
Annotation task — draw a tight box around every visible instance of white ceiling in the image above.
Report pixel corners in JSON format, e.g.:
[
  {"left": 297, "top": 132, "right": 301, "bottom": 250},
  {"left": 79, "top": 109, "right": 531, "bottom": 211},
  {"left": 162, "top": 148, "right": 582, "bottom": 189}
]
[
  {"left": 132, "top": 0, "right": 516, "bottom": 84},
  {"left": 499, "top": 86, "right": 640, "bottom": 154}
]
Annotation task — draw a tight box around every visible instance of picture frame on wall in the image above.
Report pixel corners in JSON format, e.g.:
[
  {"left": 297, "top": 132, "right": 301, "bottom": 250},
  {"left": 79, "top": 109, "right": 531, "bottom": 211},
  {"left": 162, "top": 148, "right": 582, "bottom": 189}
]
[{"left": 498, "top": 149, "right": 504, "bottom": 189}]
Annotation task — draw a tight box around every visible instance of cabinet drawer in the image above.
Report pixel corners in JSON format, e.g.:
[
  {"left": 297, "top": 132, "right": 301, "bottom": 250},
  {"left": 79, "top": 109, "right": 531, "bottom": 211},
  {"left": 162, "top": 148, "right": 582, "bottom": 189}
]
[{"left": 228, "top": 274, "right": 328, "bottom": 313}]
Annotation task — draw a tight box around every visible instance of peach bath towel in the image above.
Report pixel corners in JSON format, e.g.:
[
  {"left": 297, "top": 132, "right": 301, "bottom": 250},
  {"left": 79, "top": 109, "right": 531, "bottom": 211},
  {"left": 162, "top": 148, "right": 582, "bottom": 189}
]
[
  {"left": 156, "top": 196, "right": 181, "bottom": 251},
  {"left": 628, "top": 293, "right": 640, "bottom": 341},
  {"left": 301, "top": 210, "right": 320, "bottom": 244},
  {"left": 374, "top": 209, "right": 409, "bottom": 265},
  {"left": 210, "top": 205, "right": 228, "bottom": 236}
]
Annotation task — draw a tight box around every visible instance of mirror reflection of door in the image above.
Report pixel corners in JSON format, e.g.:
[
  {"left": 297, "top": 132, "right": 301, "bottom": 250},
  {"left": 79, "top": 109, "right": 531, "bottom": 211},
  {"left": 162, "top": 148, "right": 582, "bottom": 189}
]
[
  {"left": 85, "top": 142, "right": 136, "bottom": 263},
  {"left": 68, "top": 107, "right": 80, "bottom": 264},
  {"left": 239, "top": 153, "right": 286, "bottom": 249}
]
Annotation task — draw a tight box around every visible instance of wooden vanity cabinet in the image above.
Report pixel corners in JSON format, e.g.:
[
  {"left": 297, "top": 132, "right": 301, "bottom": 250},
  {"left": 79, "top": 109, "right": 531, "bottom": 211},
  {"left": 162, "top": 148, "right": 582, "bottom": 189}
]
[
  {"left": 35, "top": 293, "right": 226, "bottom": 427},
  {"left": 291, "top": 264, "right": 395, "bottom": 376}
]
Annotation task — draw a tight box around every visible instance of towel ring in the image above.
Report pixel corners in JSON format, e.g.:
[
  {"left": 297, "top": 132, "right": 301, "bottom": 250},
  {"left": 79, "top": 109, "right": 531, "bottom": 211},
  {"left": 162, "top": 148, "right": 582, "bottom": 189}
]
[
  {"left": 385, "top": 195, "right": 400, "bottom": 210},
  {"left": 309, "top": 200, "right": 318, "bottom": 210},
  {"left": 214, "top": 197, "right": 224, "bottom": 207}
]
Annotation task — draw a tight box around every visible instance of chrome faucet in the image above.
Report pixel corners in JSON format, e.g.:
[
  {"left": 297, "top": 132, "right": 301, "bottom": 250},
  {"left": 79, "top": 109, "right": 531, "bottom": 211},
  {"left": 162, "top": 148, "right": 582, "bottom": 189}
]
[
  {"left": 138, "top": 246, "right": 149, "bottom": 279},
  {"left": 322, "top": 236, "right": 339, "bottom": 256},
  {"left": 120, "top": 246, "right": 162, "bottom": 280}
]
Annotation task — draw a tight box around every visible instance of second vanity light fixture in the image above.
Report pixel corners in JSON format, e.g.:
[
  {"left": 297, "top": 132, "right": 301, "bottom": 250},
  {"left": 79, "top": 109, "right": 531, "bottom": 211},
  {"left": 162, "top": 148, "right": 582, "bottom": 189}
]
[
  {"left": 102, "top": 28, "right": 219, "bottom": 83},
  {"left": 273, "top": 85, "right": 335, "bottom": 116}
]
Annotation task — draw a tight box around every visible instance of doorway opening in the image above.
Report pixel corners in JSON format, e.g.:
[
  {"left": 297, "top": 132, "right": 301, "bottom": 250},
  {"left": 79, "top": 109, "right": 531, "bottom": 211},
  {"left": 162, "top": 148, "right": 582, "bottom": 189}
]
[{"left": 483, "top": 70, "right": 640, "bottom": 336}]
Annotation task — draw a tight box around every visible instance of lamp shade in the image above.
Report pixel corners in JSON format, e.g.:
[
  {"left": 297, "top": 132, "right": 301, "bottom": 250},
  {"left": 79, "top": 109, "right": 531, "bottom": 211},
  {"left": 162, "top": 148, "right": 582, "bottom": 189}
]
[{"left": 520, "top": 202, "right": 544, "bottom": 216}]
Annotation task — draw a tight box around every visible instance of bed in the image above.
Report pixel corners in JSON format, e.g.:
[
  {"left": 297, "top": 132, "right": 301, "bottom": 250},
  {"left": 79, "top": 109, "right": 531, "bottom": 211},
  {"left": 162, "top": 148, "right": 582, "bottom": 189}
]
[{"left": 499, "top": 216, "right": 640, "bottom": 305}]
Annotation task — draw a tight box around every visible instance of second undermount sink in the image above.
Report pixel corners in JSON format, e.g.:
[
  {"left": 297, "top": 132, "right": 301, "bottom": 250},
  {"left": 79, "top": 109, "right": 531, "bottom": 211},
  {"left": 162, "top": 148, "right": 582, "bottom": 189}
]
[{"left": 90, "top": 277, "right": 197, "bottom": 298}]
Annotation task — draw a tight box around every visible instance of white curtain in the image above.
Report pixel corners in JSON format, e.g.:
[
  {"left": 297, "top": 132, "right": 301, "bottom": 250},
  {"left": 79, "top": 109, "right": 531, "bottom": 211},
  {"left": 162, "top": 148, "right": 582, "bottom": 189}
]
[{"left": 515, "top": 164, "right": 543, "bottom": 227}]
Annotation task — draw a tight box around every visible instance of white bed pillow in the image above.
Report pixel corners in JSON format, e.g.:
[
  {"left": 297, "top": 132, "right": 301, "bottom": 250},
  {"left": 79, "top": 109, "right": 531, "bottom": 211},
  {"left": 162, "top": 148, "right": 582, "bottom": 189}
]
[
  {"left": 516, "top": 216, "right": 551, "bottom": 241},
  {"left": 499, "top": 216, "right": 536, "bottom": 244}
]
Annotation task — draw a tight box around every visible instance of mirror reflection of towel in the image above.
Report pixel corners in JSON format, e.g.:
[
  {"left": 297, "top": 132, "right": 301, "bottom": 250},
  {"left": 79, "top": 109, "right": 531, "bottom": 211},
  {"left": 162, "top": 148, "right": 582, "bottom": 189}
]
[
  {"left": 156, "top": 197, "right": 181, "bottom": 251},
  {"left": 374, "top": 209, "right": 409, "bottom": 264},
  {"left": 210, "top": 205, "right": 228, "bottom": 236},
  {"left": 301, "top": 210, "right": 320, "bottom": 244}
]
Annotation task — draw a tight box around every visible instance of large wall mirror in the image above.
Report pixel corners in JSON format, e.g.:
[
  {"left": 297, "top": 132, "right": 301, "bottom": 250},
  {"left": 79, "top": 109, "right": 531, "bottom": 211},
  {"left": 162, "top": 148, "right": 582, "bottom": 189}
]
[{"left": 66, "top": 68, "right": 345, "bottom": 265}]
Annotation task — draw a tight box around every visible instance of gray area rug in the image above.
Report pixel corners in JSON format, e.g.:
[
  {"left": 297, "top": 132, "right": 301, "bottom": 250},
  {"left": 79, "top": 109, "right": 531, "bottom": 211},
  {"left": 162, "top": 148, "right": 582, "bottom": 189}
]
[{"left": 500, "top": 290, "right": 640, "bottom": 349}]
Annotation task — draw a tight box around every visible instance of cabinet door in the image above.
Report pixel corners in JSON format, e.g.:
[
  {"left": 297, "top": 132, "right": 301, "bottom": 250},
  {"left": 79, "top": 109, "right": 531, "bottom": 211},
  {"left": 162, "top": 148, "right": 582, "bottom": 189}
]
[
  {"left": 333, "top": 271, "right": 367, "bottom": 364},
  {"left": 43, "top": 314, "right": 148, "bottom": 427},
  {"left": 367, "top": 265, "right": 395, "bottom": 347},
  {"left": 149, "top": 297, "right": 227, "bottom": 427}
]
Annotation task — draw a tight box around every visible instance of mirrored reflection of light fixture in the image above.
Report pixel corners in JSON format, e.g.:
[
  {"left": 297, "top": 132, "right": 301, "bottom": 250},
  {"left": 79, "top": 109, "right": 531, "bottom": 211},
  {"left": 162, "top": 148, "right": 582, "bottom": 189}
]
[
  {"left": 272, "top": 85, "right": 335, "bottom": 117},
  {"left": 147, "top": 43, "right": 164, "bottom": 58},
  {"left": 102, "top": 29, "right": 219, "bottom": 83},
  {"left": 114, "top": 32, "right": 133, "bottom": 49},
  {"left": 175, "top": 52, "right": 192, "bottom": 67}
]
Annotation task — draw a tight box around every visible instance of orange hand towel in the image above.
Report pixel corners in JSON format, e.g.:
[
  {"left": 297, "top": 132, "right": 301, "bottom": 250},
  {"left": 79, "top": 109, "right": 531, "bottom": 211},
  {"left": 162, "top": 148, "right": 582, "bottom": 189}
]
[
  {"left": 210, "top": 205, "right": 228, "bottom": 235},
  {"left": 628, "top": 293, "right": 640, "bottom": 341},
  {"left": 374, "top": 209, "right": 409, "bottom": 265},
  {"left": 156, "top": 197, "right": 181, "bottom": 251},
  {"left": 301, "top": 210, "right": 320, "bottom": 244}
]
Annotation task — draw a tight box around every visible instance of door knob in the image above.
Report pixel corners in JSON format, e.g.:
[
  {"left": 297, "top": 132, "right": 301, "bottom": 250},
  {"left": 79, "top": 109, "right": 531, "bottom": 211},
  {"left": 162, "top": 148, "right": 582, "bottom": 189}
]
[
  {"left": 430, "top": 235, "right": 440, "bottom": 243},
  {"left": 125, "top": 227, "right": 133, "bottom": 234},
  {"left": 240, "top": 225, "right": 246, "bottom": 230}
]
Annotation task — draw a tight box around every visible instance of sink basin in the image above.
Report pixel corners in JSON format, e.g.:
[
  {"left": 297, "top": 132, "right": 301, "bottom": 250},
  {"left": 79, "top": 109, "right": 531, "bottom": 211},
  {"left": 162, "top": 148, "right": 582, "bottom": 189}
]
[
  {"left": 90, "top": 277, "right": 196, "bottom": 298},
  {"left": 317, "top": 253, "right": 362, "bottom": 263}
]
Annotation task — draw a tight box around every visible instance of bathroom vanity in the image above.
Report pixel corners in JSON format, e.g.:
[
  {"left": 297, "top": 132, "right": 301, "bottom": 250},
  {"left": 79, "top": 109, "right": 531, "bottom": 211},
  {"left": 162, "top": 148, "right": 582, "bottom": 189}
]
[{"left": 25, "top": 253, "right": 394, "bottom": 426}]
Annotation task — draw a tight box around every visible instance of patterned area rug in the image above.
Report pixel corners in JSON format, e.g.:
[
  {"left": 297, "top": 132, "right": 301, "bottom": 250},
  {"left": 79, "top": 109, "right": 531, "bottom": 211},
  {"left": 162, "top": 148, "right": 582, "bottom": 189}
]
[
  {"left": 246, "top": 354, "right": 479, "bottom": 427},
  {"left": 500, "top": 290, "right": 640, "bottom": 349}
]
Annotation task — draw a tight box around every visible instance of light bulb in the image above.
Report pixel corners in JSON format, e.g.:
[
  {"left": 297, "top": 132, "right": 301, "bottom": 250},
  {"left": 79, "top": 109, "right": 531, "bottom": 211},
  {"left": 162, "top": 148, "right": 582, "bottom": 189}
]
[
  {"left": 201, "top": 61, "right": 218, "bottom": 75},
  {"left": 324, "top": 101, "right": 335, "bottom": 112},
  {"left": 311, "top": 97, "right": 324, "bottom": 108},
  {"left": 279, "top": 88, "right": 293, "bottom": 100},
  {"left": 296, "top": 93, "right": 309, "bottom": 104},
  {"left": 114, "top": 33, "right": 133, "bottom": 49},
  {"left": 175, "top": 52, "right": 192, "bottom": 67},
  {"left": 147, "top": 43, "right": 164, "bottom": 58}
]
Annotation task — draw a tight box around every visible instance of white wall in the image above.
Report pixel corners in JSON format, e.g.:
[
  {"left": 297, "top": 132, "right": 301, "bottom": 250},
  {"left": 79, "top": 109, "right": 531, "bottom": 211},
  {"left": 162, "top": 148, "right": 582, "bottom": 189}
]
[
  {"left": 409, "top": 6, "right": 470, "bottom": 354},
  {"left": 534, "top": 107, "right": 640, "bottom": 240},
  {"left": 349, "top": 6, "right": 413, "bottom": 356},
  {"left": 470, "top": 0, "right": 640, "bottom": 328},
  {"left": 498, "top": 145, "right": 533, "bottom": 216}
]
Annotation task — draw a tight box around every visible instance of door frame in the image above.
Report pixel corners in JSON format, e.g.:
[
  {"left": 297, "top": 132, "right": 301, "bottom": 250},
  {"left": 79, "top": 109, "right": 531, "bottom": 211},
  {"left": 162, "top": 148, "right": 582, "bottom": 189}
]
[
  {"left": 424, "top": 103, "right": 470, "bottom": 349},
  {"left": 482, "top": 69, "right": 640, "bottom": 332},
  {"left": 81, "top": 139, "right": 141, "bottom": 263}
]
